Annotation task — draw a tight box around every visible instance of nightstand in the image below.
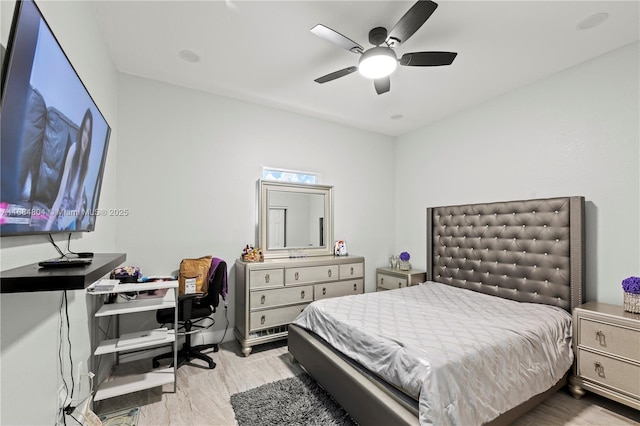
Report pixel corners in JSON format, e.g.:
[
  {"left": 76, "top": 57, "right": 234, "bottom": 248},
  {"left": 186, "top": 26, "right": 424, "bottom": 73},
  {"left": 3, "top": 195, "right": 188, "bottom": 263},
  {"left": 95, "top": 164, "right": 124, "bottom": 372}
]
[
  {"left": 569, "top": 302, "right": 640, "bottom": 410},
  {"left": 376, "top": 267, "right": 426, "bottom": 291}
]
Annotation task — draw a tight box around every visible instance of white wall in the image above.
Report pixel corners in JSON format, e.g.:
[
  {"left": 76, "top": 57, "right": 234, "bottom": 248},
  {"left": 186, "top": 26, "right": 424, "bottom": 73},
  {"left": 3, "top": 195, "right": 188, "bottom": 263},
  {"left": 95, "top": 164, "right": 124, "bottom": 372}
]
[
  {"left": 395, "top": 42, "right": 640, "bottom": 306},
  {"left": 0, "top": 1, "right": 119, "bottom": 425},
  {"left": 114, "top": 73, "right": 396, "bottom": 340}
]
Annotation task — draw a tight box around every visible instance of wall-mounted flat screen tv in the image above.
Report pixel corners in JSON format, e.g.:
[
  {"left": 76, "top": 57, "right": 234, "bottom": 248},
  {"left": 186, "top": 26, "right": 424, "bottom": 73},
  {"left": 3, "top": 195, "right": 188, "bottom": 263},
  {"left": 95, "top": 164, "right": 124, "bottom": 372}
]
[{"left": 1, "top": 0, "right": 111, "bottom": 236}]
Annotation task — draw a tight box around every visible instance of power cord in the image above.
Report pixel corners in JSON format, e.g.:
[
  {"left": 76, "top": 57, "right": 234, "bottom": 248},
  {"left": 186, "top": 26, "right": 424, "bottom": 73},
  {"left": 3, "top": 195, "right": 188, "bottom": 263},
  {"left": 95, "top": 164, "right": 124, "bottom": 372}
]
[
  {"left": 64, "top": 406, "right": 80, "bottom": 421},
  {"left": 216, "top": 304, "right": 230, "bottom": 345},
  {"left": 58, "top": 290, "right": 75, "bottom": 424},
  {"left": 48, "top": 234, "right": 67, "bottom": 259},
  {"left": 63, "top": 291, "right": 75, "bottom": 403},
  {"left": 58, "top": 292, "right": 68, "bottom": 425},
  {"left": 66, "top": 233, "right": 78, "bottom": 256},
  {"left": 46, "top": 233, "right": 80, "bottom": 258},
  {"left": 64, "top": 374, "right": 94, "bottom": 425},
  {"left": 94, "top": 316, "right": 112, "bottom": 384}
]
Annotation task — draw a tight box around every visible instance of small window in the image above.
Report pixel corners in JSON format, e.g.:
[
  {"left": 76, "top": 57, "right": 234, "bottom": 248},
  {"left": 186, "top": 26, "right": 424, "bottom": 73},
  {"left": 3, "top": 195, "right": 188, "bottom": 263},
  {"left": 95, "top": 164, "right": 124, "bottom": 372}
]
[{"left": 262, "top": 167, "right": 320, "bottom": 184}]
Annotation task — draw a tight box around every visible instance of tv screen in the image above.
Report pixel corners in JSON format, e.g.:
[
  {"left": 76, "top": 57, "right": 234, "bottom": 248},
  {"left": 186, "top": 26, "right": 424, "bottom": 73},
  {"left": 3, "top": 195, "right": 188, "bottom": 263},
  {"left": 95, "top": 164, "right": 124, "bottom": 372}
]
[{"left": 1, "top": 0, "right": 111, "bottom": 236}]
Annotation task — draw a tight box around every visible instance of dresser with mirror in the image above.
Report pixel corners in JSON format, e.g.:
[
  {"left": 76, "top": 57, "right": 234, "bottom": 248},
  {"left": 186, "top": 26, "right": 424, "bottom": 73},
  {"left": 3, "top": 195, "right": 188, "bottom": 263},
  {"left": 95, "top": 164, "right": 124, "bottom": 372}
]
[{"left": 234, "top": 180, "right": 364, "bottom": 356}]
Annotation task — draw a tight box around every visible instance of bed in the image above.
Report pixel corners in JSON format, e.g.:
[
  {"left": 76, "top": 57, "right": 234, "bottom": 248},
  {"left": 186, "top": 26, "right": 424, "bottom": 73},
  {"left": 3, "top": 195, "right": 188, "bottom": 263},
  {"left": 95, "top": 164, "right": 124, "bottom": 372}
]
[{"left": 288, "top": 196, "right": 585, "bottom": 425}]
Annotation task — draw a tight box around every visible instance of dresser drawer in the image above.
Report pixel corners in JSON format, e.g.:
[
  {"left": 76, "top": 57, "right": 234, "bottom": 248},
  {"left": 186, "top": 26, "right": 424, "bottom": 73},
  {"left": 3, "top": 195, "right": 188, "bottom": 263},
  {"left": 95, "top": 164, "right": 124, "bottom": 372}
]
[
  {"left": 250, "top": 285, "right": 313, "bottom": 309},
  {"left": 339, "top": 263, "right": 364, "bottom": 279},
  {"left": 377, "top": 273, "right": 408, "bottom": 290},
  {"left": 578, "top": 349, "right": 640, "bottom": 396},
  {"left": 249, "top": 304, "right": 309, "bottom": 331},
  {"left": 579, "top": 318, "right": 640, "bottom": 360},
  {"left": 286, "top": 265, "right": 338, "bottom": 284},
  {"left": 250, "top": 268, "right": 284, "bottom": 289},
  {"left": 314, "top": 279, "right": 364, "bottom": 300}
]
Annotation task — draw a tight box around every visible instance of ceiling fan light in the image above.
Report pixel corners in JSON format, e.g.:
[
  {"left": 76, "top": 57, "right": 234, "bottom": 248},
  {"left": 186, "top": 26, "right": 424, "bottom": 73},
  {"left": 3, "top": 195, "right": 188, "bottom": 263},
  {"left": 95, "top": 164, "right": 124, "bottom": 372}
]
[{"left": 358, "top": 47, "right": 397, "bottom": 79}]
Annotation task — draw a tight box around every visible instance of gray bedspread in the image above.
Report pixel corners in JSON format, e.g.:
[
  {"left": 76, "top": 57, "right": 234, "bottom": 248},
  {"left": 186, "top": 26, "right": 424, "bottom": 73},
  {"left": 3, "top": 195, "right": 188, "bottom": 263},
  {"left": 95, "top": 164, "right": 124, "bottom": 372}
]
[{"left": 292, "top": 282, "right": 573, "bottom": 425}]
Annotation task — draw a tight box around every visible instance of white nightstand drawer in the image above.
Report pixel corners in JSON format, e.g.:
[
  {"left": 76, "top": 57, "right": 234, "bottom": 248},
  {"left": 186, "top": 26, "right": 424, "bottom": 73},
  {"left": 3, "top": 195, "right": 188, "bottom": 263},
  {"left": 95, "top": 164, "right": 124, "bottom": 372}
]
[
  {"left": 314, "top": 279, "right": 363, "bottom": 300},
  {"left": 377, "top": 273, "right": 408, "bottom": 290},
  {"left": 579, "top": 318, "right": 640, "bottom": 361},
  {"left": 339, "top": 263, "right": 364, "bottom": 279},
  {"left": 578, "top": 349, "right": 640, "bottom": 396},
  {"left": 286, "top": 265, "right": 338, "bottom": 284},
  {"left": 250, "top": 268, "right": 284, "bottom": 289},
  {"left": 570, "top": 302, "right": 640, "bottom": 410},
  {"left": 249, "top": 304, "right": 309, "bottom": 331},
  {"left": 250, "top": 285, "right": 313, "bottom": 309}
]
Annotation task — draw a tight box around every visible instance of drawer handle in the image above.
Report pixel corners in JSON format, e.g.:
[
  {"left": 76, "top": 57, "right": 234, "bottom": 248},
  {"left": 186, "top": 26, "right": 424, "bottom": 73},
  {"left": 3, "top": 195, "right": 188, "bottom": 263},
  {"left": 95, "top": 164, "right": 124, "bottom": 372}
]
[
  {"left": 350, "top": 267, "right": 354, "bottom": 275},
  {"left": 381, "top": 278, "right": 384, "bottom": 285},
  {"left": 295, "top": 272, "right": 299, "bottom": 280},
  {"left": 301, "top": 290, "right": 305, "bottom": 299},
  {"left": 398, "top": 281, "right": 402, "bottom": 288},
  {"left": 261, "top": 315, "right": 266, "bottom": 325},
  {"left": 328, "top": 269, "right": 332, "bottom": 278},
  {"left": 594, "top": 361, "right": 605, "bottom": 378},
  {"left": 322, "top": 287, "right": 326, "bottom": 296},
  {"left": 260, "top": 295, "right": 266, "bottom": 304},
  {"left": 264, "top": 274, "right": 270, "bottom": 284},
  {"left": 595, "top": 330, "right": 606, "bottom": 345},
  {"left": 353, "top": 283, "right": 357, "bottom": 292}
]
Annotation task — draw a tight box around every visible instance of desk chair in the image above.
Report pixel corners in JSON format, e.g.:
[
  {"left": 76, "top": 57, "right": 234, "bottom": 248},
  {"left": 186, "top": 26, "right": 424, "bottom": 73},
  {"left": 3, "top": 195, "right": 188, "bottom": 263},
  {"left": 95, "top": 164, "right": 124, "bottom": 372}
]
[{"left": 152, "top": 259, "right": 226, "bottom": 369}]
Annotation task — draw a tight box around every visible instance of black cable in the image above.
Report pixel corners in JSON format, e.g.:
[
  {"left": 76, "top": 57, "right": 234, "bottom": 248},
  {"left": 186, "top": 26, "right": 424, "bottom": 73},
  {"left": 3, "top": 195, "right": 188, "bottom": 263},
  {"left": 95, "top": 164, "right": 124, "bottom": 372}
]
[
  {"left": 58, "top": 293, "right": 69, "bottom": 426},
  {"left": 67, "top": 411, "right": 83, "bottom": 425},
  {"left": 48, "top": 234, "right": 66, "bottom": 258},
  {"left": 63, "top": 291, "right": 75, "bottom": 403},
  {"left": 215, "top": 305, "right": 230, "bottom": 345},
  {"left": 55, "top": 290, "right": 77, "bottom": 426},
  {"left": 66, "top": 233, "right": 78, "bottom": 255},
  {"left": 94, "top": 315, "right": 113, "bottom": 385}
]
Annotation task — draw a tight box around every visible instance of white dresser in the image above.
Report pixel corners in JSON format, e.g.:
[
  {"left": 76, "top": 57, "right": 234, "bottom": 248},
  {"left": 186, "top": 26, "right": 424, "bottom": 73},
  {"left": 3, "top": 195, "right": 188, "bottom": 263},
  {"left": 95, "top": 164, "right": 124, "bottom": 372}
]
[
  {"left": 235, "top": 255, "right": 364, "bottom": 356},
  {"left": 569, "top": 302, "right": 640, "bottom": 410}
]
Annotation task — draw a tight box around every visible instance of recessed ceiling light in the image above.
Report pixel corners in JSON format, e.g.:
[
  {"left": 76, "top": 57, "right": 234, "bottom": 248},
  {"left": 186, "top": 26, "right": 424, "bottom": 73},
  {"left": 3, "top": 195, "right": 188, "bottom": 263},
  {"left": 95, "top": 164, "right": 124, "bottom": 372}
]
[
  {"left": 390, "top": 114, "right": 403, "bottom": 120},
  {"left": 179, "top": 49, "right": 201, "bottom": 63},
  {"left": 577, "top": 12, "right": 609, "bottom": 30}
]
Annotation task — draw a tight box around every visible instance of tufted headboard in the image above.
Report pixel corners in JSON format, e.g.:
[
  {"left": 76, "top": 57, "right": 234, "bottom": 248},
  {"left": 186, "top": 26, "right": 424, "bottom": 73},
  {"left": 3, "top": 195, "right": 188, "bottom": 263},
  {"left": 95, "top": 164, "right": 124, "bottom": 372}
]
[{"left": 427, "top": 196, "right": 585, "bottom": 312}]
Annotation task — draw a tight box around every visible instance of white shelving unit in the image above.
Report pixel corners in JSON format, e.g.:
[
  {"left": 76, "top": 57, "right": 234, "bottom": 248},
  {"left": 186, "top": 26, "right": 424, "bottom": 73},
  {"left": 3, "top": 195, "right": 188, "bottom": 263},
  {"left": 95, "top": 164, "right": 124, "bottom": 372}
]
[{"left": 87, "top": 280, "right": 179, "bottom": 402}]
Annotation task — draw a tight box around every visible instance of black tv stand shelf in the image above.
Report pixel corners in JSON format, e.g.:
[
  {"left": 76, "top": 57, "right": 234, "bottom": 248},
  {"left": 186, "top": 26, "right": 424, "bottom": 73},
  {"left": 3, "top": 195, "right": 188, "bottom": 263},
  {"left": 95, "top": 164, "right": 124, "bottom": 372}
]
[{"left": 1, "top": 253, "right": 126, "bottom": 293}]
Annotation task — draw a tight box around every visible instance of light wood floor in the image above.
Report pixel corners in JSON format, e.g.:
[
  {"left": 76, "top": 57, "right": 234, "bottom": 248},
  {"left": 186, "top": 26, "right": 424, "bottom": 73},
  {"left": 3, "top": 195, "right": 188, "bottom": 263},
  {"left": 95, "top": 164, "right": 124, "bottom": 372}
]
[{"left": 94, "top": 340, "right": 640, "bottom": 426}]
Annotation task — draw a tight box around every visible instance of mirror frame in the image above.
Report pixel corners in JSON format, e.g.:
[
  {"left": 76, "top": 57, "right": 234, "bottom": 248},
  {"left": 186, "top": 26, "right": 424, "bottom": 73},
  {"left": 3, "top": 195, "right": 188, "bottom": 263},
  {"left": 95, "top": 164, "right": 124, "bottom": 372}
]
[{"left": 256, "top": 179, "right": 334, "bottom": 258}]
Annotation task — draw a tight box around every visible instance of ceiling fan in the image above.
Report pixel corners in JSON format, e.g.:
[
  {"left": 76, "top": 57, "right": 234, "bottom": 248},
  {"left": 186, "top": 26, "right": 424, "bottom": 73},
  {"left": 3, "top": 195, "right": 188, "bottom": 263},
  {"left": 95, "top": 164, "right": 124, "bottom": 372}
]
[{"left": 311, "top": 0, "right": 457, "bottom": 95}]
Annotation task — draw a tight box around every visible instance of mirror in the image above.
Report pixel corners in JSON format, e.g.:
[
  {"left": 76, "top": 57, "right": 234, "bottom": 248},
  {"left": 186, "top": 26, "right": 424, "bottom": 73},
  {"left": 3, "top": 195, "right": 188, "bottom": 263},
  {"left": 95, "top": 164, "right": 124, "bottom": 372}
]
[{"left": 257, "top": 180, "right": 333, "bottom": 258}]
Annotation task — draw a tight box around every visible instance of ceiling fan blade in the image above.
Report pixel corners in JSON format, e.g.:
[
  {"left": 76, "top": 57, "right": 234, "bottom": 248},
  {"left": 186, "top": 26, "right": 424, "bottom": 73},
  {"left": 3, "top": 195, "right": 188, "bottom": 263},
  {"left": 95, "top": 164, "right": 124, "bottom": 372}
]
[
  {"left": 314, "top": 66, "right": 358, "bottom": 84},
  {"left": 374, "top": 77, "right": 390, "bottom": 95},
  {"left": 399, "top": 51, "right": 457, "bottom": 66},
  {"left": 311, "top": 24, "right": 363, "bottom": 53},
  {"left": 387, "top": 0, "right": 438, "bottom": 47}
]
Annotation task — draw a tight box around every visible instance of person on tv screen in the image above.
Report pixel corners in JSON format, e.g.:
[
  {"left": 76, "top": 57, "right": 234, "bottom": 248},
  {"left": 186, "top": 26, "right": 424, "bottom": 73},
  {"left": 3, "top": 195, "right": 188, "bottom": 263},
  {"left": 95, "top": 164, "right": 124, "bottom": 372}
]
[{"left": 46, "top": 108, "right": 93, "bottom": 231}]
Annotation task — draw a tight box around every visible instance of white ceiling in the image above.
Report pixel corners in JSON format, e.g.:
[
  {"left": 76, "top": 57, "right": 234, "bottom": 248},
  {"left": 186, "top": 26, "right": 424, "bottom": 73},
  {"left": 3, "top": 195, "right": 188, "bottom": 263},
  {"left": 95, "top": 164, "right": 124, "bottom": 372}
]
[{"left": 93, "top": 1, "right": 640, "bottom": 136}]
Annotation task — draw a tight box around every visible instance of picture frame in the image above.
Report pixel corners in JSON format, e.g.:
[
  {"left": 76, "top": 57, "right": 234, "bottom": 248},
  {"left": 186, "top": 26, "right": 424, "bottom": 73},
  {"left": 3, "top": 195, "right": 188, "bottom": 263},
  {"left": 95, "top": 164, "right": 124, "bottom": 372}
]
[{"left": 334, "top": 240, "right": 347, "bottom": 256}]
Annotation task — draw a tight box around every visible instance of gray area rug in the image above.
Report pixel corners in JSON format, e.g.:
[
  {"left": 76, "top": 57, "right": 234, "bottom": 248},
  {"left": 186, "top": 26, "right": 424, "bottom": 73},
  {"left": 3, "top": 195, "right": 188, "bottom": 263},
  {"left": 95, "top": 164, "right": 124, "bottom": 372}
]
[{"left": 230, "top": 374, "right": 357, "bottom": 426}]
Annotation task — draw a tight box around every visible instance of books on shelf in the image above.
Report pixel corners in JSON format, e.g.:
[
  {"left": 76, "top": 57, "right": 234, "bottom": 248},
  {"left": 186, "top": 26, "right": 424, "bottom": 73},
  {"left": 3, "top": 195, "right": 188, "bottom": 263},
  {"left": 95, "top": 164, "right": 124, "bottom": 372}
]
[
  {"left": 90, "top": 279, "right": 120, "bottom": 292},
  {"left": 116, "top": 328, "right": 169, "bottom": 348}
]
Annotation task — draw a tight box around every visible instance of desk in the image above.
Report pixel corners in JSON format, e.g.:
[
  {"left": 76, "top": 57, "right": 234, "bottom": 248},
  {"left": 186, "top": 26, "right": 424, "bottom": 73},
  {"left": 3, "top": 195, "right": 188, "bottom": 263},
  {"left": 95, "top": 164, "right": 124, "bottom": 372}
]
[{"left": 88, "top": 280, "right": 179, "bottom": 401}]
